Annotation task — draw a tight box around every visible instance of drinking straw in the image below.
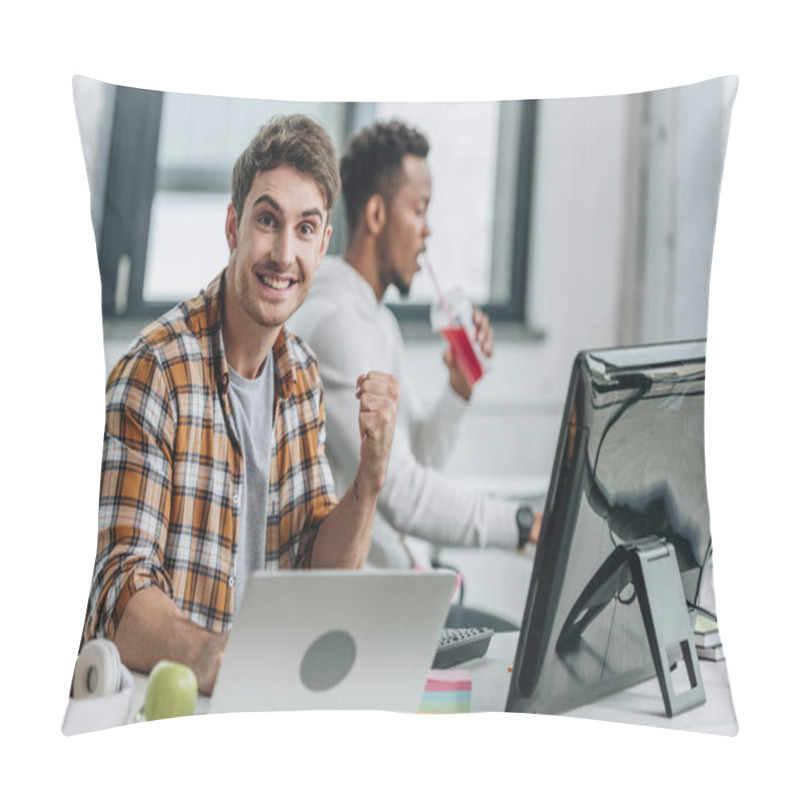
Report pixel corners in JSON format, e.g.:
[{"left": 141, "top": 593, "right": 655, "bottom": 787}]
[{"left": 419, "top": 253, "right": 455, "bottom": 328}]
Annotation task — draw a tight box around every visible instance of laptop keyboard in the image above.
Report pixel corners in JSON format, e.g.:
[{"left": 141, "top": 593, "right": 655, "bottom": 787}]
[{"left": 432, "top": 627, "right": 494, "bottom": 669}]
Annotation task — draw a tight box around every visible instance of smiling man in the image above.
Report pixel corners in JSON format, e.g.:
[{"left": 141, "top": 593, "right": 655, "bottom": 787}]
[
  {"left": 83, "top": 115, "right": 400, "bottom": 695},
  {"left": 290, "top": 120, "right": 540, "bottom": 575}
]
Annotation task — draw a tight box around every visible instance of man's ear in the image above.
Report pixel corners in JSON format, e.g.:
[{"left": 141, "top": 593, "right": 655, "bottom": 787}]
[
  {"left": 319, "top": 224, "right": 333, "bottom": 258},
  {"left": 225, "top": 204, "right": 238, "bottom": 252},
  {"left": 364, "top": 193, "right": 386, "bottom": 236}
]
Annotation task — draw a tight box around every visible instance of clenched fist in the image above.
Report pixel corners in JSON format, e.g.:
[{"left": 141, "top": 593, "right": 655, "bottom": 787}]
[{"left": 354, "top": 371, "right": 400, "bottom": 495}]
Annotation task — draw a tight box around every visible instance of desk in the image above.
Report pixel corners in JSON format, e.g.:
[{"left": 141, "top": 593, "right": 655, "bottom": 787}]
[
  {"left": 65, "top": 631, "right": 737, "bottom": 736},
  {"left": 471, "top": 632, "right": 738, "bottom": 735}
]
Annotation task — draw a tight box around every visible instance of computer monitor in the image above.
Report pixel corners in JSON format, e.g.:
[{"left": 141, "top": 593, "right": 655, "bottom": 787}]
[{"left": 506, "top": 340, "right": 712, "bottom": 718}]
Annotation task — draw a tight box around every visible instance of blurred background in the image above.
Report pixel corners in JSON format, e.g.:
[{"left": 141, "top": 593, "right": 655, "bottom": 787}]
[{"left": 74, "top": 74, "right": 737, "bottom": 622}]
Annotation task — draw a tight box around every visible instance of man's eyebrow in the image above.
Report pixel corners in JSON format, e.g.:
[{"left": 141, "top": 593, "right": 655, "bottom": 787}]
[
  {"left": 253, "top": 194, "right": 324, "bottom": 221},
  {"left": 253, "top": 193, "right": 281, "bottom": 213},
  {"left": 300, "top": 207, "right": 325, "bottom": 222}
]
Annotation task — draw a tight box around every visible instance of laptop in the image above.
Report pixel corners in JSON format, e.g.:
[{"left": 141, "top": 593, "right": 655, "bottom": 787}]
[{"left": 208, "top": 569, "right": 457, "bottom": 715}]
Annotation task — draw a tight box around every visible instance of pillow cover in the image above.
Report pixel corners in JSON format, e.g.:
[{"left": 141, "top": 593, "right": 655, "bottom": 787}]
[{"left": 66, "top": 74, "right": 738, "bottom": 735}]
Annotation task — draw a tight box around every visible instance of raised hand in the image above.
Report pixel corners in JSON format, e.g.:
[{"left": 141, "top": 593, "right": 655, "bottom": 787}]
[{"left": 354, "top": 371, "right": 401, "bottom": 495}]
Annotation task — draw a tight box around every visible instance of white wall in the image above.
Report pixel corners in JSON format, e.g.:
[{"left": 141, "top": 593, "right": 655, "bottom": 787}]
[{"left": 640, "top": 77, "right": 736, "bottom": 342}]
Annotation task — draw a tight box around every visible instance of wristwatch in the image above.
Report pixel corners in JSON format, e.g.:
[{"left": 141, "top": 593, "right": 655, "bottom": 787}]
[{"left": 516, "top": 505, "right": 535, "bottom": 548}]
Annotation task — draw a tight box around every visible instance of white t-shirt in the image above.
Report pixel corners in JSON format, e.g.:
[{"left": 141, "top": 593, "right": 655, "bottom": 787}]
[
  {"left": 227, "top": 353, "right": 274, "bottom": 611},
  {"left": 289, "top": 256, "right": 518, "bottom": 568}
]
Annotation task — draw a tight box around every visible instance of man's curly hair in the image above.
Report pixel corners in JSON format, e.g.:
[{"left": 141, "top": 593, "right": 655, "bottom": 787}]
[{"left": 339, "top": 120, "right": 429, "bottom": 234}]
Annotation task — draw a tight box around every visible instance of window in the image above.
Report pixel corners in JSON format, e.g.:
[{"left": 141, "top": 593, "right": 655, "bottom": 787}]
[
  {"left": 145, "top": 94, "right": 350, "bottom": 304},
  {"left": 374, "top": 100, "right": 535, "bottom": 325},
  {"left": 92, "top": 85, "right": 535, "bottom": 327}
]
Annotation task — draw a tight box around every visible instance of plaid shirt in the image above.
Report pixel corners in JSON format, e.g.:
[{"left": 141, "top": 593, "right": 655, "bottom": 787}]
[{"left": 83, "top": 270, "right": 338, "bottom": 641}]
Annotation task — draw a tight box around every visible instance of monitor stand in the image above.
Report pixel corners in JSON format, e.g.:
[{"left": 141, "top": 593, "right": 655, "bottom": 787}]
[{"left": 556, "top": 536, "right": 706, "bottom": 717}]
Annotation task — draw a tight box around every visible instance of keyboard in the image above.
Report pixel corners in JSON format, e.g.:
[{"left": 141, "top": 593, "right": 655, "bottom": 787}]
[{"left": 433, "top": 627, "right": 494, "bottom": 669}]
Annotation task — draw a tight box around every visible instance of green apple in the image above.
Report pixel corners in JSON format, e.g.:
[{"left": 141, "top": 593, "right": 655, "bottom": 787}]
[{"left": 144, "top": 660, "right": 198, "bottom": 721}]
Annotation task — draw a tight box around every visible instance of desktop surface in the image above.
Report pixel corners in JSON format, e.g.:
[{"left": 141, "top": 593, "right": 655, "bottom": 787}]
[
  {"left": 472, "top": 633, "right": 737, "bottom": 734},
  {"left": 118, "top": 631, "right": 736, "bottom": 735}
]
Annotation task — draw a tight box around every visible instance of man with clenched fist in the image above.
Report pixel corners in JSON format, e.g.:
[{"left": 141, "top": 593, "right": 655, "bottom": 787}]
[{"left": 81, "top": 115, "right": 400, "bottom": 695}]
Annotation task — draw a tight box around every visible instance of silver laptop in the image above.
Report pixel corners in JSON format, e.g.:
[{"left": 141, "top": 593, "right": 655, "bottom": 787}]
[{"left": 208, "top": 569, "right": 457, "bottom": 715}]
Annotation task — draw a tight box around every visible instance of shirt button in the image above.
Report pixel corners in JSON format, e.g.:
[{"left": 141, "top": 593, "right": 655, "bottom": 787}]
[
  {"left": 232, "top": 493, "right": 240, "bottom": 507},
  {"left": 228, "top": 576, "right": 236, "bottom": 587}
]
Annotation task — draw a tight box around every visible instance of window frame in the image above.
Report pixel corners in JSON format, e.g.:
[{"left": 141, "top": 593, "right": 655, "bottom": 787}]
[
  {"left": 383, "top": 100, "right": 537, "bottom": 327},
  {"left": 96, "top": 89, "right": 537, "bottom": 328}
]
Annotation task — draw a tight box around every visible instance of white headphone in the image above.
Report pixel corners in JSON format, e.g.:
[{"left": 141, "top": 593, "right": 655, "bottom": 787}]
[
  {"left": 72, "top": 638, "right": 133, "bottom": 699},
  {"left": 63, "top": 639, "right": 136, "bottom": 735}
]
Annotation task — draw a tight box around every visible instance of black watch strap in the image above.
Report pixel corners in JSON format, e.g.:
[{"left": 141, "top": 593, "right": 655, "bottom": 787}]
[{"left": 516, "top": 505, "right": 534, "bottom": 548}]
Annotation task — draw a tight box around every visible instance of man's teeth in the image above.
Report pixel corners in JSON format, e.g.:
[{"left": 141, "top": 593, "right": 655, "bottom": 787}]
[{"left": 259, "top": 274, "right": 292, "bottom": 290}]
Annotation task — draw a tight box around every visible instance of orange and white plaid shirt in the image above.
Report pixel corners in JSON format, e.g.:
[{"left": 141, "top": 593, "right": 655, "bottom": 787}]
[{"left": 83, "top": 270, "right": 338, "bottom": 641}]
